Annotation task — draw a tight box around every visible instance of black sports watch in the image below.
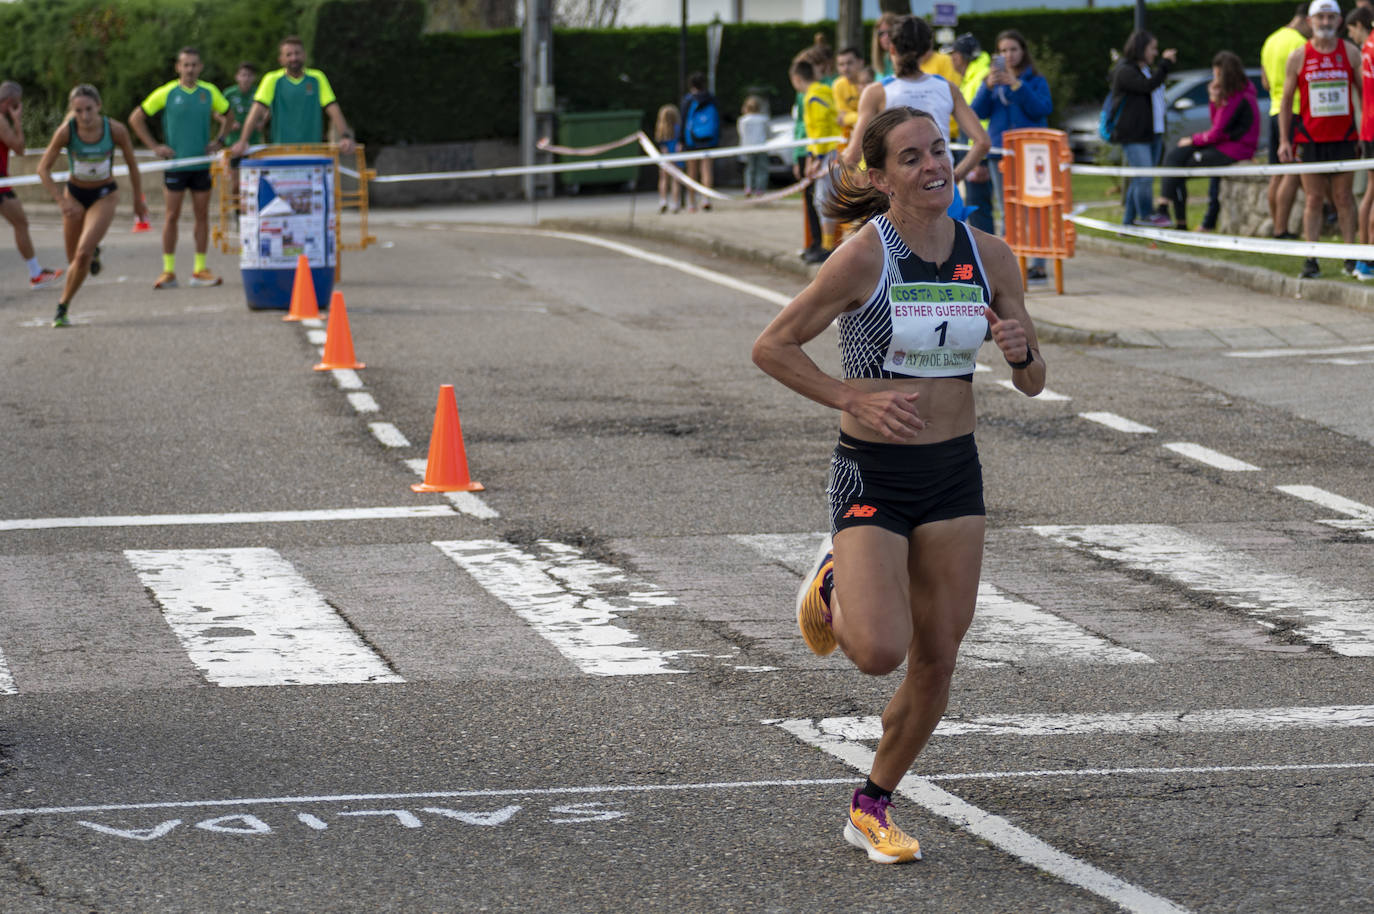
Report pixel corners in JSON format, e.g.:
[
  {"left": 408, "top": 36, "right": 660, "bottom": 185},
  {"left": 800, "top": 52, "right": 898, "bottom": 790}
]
[{"left": 1007, "top": 348, "right": 1035, "bottom": 370}]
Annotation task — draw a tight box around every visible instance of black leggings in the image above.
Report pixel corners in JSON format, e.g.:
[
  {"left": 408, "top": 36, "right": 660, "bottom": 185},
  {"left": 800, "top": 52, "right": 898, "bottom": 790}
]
[{"left": 1159, "top": 146, "right": 1235, "bottom": 227}]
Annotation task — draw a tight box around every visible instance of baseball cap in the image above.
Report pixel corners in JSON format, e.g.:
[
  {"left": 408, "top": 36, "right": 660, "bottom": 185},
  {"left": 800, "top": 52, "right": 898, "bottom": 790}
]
[
  {"left": 952, "top": 33, "right": 980, "bottom": 57},
  {"left": 1309, "top": 0, "right": 1340, "bottom": 15}
]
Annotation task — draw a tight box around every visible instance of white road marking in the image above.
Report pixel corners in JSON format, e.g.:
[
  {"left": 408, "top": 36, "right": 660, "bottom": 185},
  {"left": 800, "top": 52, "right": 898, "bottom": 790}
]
[
  {"left": 730, "top": 533, "right": 1150, "bottom": 666},
  {"left": 0, "top": 505, "right": 455, "bottom": 531},
  {"left": 331, "top": 369, "right": 364, "bottom": 390},
  {"left": 777, "top": 718, "right": 1190, "bottom": 914},
  {"left": 801, "top": 704, "right": 1374, "bottom": 742},
  {"left": 402, "top": 459, "right": 499, "bottom": 518},
  {"left": 124, "top": 548, "right": 404, "bottom": 687},
  {"left": 1309, "top": 356, "right": 1374, "bottom": 365},
  {"left": 1162, "top": 441, "right": 1259, "bottom": 471},
  {"left": 347, "top": 392, "right": 380, "bottom": 413},
  {"left": 459, "top": 226, "right": 794, "bottom": 307},
  {"left": 1030, "top": 524, "right": 1374, "bottom": 656},
  {"left": 1079, "top": 411, "right": 1156, "bottom": 434},
  {"left": 996, "top": 378, "right": 1071, "bottom": 400},
  {"left": 1224, "top": 343, "right": 1374, "bottom": 359},
  {"left": 0, "top": 648, "right": 15, "bottom": 695},
  {"left": 300, "top": 318, "right": 324, "bottom": 329},
  {"left": 306, "top": 329, "right": 327, "bottom": 345},
  {"left": 432, "top": 539, "right": 688, "bottom": 676},
  {"left": 1277, "top": 484, "right": 1374, "bottom": 537},
  {"left": 368, "top": 422, "right": 411, "bottom": 448}
]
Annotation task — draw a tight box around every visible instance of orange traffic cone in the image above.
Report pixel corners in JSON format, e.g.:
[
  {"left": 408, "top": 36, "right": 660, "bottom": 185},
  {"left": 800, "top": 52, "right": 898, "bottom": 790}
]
[
  {"left": 412, "top": 384, "right": 484, "bottom": 492},
  {"left": 282, "top": 255, "right": 319, "bottom": 321},
  {"left": 313, "top": 291, "right": 364, "bottom": 371}
]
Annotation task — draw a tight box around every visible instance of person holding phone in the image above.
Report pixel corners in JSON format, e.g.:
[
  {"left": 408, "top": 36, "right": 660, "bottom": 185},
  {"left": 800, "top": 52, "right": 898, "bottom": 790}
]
[{"left": 971, "top": 30, "right": 1054, "bottom": 281}]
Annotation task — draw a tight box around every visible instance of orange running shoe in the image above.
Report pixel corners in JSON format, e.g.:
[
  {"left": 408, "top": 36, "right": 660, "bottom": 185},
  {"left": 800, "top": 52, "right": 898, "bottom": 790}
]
[
  {"left": 845, "top": 790, "right": 922, "bottom": 863},
  {"left": 795, "top": 536, "right": 836, "bottom": 655},
  {"left": 153, "top": 271, "right": 178, "bottom": 290},
  {"left": 189, "top": 269, "right": 222, "bottom": 287}
]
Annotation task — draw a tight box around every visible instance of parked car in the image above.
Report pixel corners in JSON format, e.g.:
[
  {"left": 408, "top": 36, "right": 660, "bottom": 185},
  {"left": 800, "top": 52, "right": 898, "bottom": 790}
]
[{"left": 1064, "top": 67, "right": 1269, "bottom": 162}]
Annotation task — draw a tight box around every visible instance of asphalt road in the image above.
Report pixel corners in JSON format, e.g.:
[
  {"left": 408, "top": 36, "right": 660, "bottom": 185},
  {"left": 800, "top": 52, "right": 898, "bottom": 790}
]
[{"left": 0, "top": 213, "right": 1371, "bottom": 913}]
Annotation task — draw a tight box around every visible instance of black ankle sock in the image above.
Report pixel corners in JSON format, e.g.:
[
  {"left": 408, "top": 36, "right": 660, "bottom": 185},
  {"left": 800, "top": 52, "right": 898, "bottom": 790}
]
[{"left": 860, "top": 778, "right": 893, "bottom": 802}]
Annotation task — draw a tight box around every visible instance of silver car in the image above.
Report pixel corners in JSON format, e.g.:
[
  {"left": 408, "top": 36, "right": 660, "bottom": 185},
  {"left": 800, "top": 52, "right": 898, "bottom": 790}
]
[{"left": 1065, "top": 67, "right": 1269, "bottom": 162}]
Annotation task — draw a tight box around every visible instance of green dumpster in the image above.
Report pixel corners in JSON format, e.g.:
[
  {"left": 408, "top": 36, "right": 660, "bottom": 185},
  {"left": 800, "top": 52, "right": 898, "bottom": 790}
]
[{"left": 556, "top": 110, "right": 643, "bottom": 192}]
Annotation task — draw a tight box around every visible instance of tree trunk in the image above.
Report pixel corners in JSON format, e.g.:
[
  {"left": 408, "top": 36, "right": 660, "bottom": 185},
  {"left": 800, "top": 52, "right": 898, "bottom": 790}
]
[
  {"left": 836, "top": 0, "right": 863, "bottom": 56},
  {"left": 878, "top": 0, "right": 911, "bottom": 14}
]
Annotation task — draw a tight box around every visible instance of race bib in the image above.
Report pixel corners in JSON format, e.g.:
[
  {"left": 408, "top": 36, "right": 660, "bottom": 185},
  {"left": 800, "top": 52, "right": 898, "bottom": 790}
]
[
  {"left": 884, "top": 282, "right": 988, "bottom": 377},
  {"left": 1311, "top": 79, "right": 1349, "bottom": 118},
  {"left": 71, "top": 155, "right": 109, "bottom": 181}
]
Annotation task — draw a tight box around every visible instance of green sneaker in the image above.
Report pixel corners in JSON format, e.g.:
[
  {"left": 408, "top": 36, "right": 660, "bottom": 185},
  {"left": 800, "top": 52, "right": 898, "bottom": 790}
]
[{"left": 52, "top": 303, "right": 69, "bottom": 328}]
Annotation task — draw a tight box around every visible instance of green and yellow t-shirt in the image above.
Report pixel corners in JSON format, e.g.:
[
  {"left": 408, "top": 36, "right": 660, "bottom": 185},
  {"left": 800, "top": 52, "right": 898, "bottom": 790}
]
[
  {"left": 223, "top": 84, "right": 264, "bottom": 146},
  {"left": 1261, "top": 25, "right": 1307, "bottom": 116},
  {"left": 253, "top": 68, "right": 337, "bottom": 144},
  {"left": 140, "top": 80, "right": 229, "bottom": 171}
]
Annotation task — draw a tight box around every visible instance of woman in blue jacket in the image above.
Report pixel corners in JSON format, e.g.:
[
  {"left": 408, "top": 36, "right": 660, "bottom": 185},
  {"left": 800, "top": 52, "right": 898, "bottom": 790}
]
[{"left": 972, "top": 30, "right": 1053, "bottom": 282}]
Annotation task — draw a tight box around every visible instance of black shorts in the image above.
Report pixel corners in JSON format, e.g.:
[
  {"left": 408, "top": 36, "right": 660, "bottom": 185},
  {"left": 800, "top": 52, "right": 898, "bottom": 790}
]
[
  {"left": 828, "top": 431, "right": 985, "bottom": 537},
  {"left": 67, "top": 182, "right": 118, "bottom": 209},
  {"left": 0, "top": 188, "right": 15, "bottom": 203},
  {"left": 1268, "top": 114, "right": 1288, "bottom": 165},
  {"left": 1295, "top": 139, "right": 1359, "bottom": 164},
  {"left": 164, "top": 168, "right": 212, "bottom": 192}
]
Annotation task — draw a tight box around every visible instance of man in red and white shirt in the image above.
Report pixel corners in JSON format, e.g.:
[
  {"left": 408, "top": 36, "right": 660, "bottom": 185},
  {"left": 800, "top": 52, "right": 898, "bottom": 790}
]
[
  {"left": 1279, "top": 0, "right": 1362, "bottom": 278},
  {"left": 1346, "top": 4, "right": 1374, "bottom": 276}
]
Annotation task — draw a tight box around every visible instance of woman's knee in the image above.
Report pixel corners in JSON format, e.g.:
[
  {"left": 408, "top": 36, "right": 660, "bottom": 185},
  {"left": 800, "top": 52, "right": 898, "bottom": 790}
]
[{"left": 841, "top": 633, "right": 907, "bottom": 676}]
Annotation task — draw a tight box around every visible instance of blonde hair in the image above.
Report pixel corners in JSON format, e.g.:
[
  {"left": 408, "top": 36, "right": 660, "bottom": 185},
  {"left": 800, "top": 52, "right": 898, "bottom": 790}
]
[
  {"left": 67, "top": 83, "right": 101, "bottom": 114},
  {"left": 742, "top": 95, "right": 763, "bottom": 115},
  {"left": 654, "top": 104, "right": 680, "bottom": 143}
]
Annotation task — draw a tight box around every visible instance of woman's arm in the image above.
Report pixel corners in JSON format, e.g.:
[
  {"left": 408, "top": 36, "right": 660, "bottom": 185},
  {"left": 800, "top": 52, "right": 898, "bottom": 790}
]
[
  {"left": 842, "top": 82, "right": 885, "bottom": 167},
  {"left": 111, "top": 121, "right": 149, "bottom": 222},
  {"left": 976, "top": 230, "right": 1045, "bottom": 396},
  {"left": 1011, "top": 72, "right": 1054, "bottom": 120},
  {"left": 951, "top": 88, "right": 990, "bottom": 181},
  {"left": 1192, "top": 93, "right": 1243, "bottom": 147},
  {"left": 36, "top": 123, "right": 73, "bottom": 211}
]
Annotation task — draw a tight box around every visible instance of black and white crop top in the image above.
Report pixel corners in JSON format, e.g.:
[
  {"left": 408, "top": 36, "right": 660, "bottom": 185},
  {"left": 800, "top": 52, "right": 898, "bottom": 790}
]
[{"left": 838, "top": 215, "right": 991, "bottom": 381}]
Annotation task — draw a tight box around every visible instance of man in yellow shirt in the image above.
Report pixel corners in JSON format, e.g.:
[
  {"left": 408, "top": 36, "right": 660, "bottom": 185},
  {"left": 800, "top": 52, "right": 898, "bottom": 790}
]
[
  {"left": 832, "top": 46, "right": 864, "bottom": 140},
  {"left": 1261, "top": 2, "right": 1312, "bottom": 237},
  {"left": 791, "top": 58, "right": 842, "bottom": 262}
]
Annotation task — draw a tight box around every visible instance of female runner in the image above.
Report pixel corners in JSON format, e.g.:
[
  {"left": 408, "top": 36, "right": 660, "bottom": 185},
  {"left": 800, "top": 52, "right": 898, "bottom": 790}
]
[
  {"left": 36, "top": 84, "right": 148, "bottom": 327},
  {"left": 752, "top": 106, "right": 1044, "bottom": 863}
]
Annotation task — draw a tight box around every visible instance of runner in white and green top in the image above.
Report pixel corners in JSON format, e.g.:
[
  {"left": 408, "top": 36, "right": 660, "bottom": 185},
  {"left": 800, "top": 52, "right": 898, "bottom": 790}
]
[
  {"left": 129, "top": 46, "right": 229, "bottom": 289},
  {"left": 229, "top": 36, "right": 356, "bottom": 158}
]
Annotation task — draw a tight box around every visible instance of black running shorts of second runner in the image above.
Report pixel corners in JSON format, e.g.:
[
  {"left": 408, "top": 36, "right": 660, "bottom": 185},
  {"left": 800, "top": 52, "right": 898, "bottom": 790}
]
[{"left": 163, "top": 168, "right": 213, "bottom": 192}]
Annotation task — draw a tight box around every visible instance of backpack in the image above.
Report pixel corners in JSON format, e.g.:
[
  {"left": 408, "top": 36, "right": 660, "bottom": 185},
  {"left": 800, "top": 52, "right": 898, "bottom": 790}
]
[
  {"left": 1098, "top": 90, "right": 1123, "bottom": 143},
  {"left": 685, "top": 96, "right": 720, "bottom": 146}
]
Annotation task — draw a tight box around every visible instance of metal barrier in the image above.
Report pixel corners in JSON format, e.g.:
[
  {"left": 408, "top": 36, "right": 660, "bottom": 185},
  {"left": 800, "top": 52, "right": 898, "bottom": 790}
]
[
  {"left": 212, "top": 144, "right": 377, "bottom": 282},
  {"left": 999, "top": 128, "right": 1076, "bottom": 294}
]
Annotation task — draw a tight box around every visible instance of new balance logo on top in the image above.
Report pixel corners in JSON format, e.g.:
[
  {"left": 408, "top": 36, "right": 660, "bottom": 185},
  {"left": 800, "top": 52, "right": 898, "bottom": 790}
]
[
  {"left": 842, "top": 504, "right": 877, "bottom": 518},
  {"left": 951, "top": 264, "right": 974, "bottom": 281}
]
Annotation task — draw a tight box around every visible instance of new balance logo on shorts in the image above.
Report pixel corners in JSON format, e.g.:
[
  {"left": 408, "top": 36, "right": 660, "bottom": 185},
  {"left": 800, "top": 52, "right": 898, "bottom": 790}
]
[
  {"left": 951, "top": 263, "right": 974, "bottom": 281},
  {"left": 842, "top": 504, "right": 877, "bottom": 518}
]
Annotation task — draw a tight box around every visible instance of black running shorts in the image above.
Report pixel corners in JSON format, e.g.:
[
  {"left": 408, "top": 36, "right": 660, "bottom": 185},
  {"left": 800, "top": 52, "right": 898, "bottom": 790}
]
[
  {"left": 164, "top": 168, "right": 212, "bottom": 192},
  {"left": 828, "top": 431, "right": 985, "bottom": 537}
]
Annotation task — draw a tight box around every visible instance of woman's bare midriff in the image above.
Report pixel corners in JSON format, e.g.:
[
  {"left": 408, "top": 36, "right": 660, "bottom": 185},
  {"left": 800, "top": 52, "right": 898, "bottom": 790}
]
[{"left": 839, "top": 376, "right": 977, "bottom": 444}]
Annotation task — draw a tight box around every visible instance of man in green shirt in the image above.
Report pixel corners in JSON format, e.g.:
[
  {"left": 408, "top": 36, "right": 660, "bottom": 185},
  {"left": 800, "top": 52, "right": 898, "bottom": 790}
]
[
  {"left": 224, "top": 62, "right": 264, "bottom": 150},
  {"left": 229, "top": 36, "right": 355, "bottom": 158},
  {"left": 130, "top": 46, "right": 230, "bottom": 289}
]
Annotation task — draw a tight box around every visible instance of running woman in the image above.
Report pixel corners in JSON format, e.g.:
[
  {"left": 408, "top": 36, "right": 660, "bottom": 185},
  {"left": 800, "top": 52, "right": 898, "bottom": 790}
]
[
  {"left": 752, "top": 106, "right": 1044, "bottom": 863},
  {"left": 0, "top": 81, "right": 63, "bottom": 289},
  {"left": 35, "top": 85, "right": 148, "bottom": 327}
]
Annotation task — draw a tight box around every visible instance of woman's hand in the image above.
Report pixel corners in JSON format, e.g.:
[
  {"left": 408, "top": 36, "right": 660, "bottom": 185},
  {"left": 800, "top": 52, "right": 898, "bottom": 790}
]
[
  {"left": 984, "top": 305, "right": 1029, "bottom": 365},
  {"left": 1178, "top": 136, "right": 1193, "bottom": 148},
  {"left": 848, "top": 389, "right": 926, "bottom": 442},
  {"left": 58, "top": 196, "right": 82, "bottom": 219}
]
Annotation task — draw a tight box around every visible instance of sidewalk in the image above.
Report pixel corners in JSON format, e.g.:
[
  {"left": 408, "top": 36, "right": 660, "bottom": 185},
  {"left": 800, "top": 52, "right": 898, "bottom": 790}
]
[{"left": 372, "top": 190, "right": 1374, "bottom": 350}]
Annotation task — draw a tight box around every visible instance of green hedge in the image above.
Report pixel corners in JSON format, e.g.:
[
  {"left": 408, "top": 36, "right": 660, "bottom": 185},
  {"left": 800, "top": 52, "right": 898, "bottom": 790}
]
[{"left": 0, "top": 0, "right": 1305, "bottom": 148}]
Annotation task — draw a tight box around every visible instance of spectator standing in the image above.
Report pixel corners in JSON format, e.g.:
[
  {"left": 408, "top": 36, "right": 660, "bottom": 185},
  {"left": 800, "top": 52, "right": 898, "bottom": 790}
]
[
  {"left": 832, "top": 47, "right": 865, "bottom": 141},
  {"left": 230, "top": 36, "right": 355, "bottom": 157},
  {"left": 738, "top": 97, "right": 770, "bottom": 197},
  {"left": 792, "top": 59, "right": 843, "bottom": 261},
  {"left": 0, "top": 81, "right": 63, "bottom": 289},
  {"left": 950, "top": 34, "right": 994, "bottom": 233},
  {"left": 680, "top": 71, "right": 720, "bottom": 213},
  {"left": 972, "top": 29, "right": 1054, "bottom": 281},
  {"left": 1279, "top": 0, "right": 1361, "bottom": 279},
  {"left": 872, "top": 13, "right": 900, "bottom": 79},
  {"left": 130, "top": 47, "right": 230, "bottom": 290},
  {"left": 1152, "top": 51, "right": 1260, "bottom": 230},
  {"left": 1262, "top": 3, "right": 1313, "bottom": 238},
  {"left": 223, "top": 62, "right": 262, "bottom": 150},
  {"left": 36, "top": 85, "right": 149, "bottom": 327},
  {"left": 1347, "top": 5, "right": 1374, "bottom": 276},
  {"left": 654, "top": 104, "right": 683, "bottom": 212},
  {"left": 1110, "top": 30, "right": 1177, "bottom": 226}
]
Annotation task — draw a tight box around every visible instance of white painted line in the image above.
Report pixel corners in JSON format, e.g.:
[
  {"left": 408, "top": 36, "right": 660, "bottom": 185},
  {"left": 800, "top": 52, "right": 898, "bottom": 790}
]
[
  {"left": 125, "top": 548, "right": 405, "bottom": 687},
  {"left": 0, "top": 647, "right": 15, "bottom": 695},
  {"left": 368, "top": 422, "right": 410, "bottom": 448},
  {"left": 459, "top": 226, "right": 794, "bottom": 307},
  {"left": 1030, "top": 524, "right": 1374, "bottom": 656},
  {"left": 730, "top": 533, "right": 1151, "bottom": 667},
  {"left": 1224, "top": 343, "right": 1374, "bottom": 359},
  {"left": 1309, "top": 356, "right": 1374, "bottom": 365},
  {"left": 1079, "top": 411, "right": 1156, "bottom": 434},
  {"left": 996, "top": 378, "right": 1070, "bottom": 400},
  {"left": 7, "top": 761, "right": 1373, "bottom": 820},
  {"left": 805, "top": 704, "right": 1374, "bottom": 742},
  {"left": 433, "top": 539, "right": 688, "bottom": 676},
  {"left": 300, "top": 318, "right": 324, "bottom": 329},
  {"left": 306, "top": 329, "right": 327, "bottom": 345},
  {"left": 347, "top": 392, "right": 380, "bottom": 413},
  {"left": 332, "top": 368, "right": 364, "bottom": 390},
  {"left": 403, "top": 459, "right": 499, "bottom": 519},
  {"left": 0, "top": 505, "right": 455, "bottom": 532},
  {"left": 966, "top": 583, "right": 1154, "bottom": 667},
  {"left": 1277, "top": 484, "right": 1374, "bottom": 519},
  {"left": 1162, "top": 441, "right": 1260, "bottom": 471},
  {"left": 777, "top": 718, "right": 1190, "bottom": 914}
]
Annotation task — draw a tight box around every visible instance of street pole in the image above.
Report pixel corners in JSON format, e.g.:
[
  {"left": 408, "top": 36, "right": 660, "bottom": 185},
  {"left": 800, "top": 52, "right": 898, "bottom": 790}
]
[
  {"left": 837, "top": 0, "right": 862, "bottom": 60},
  {"left": 679, "top": 0, "right": 688, "bottom": 103},
  {"left": 1135, "top": 0, "right": 1146, "bottom": 32}
]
